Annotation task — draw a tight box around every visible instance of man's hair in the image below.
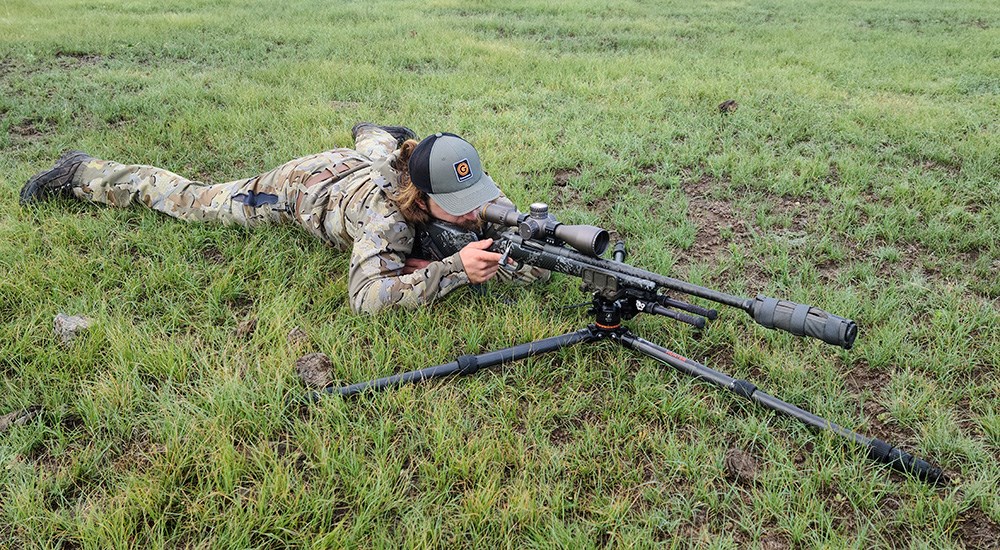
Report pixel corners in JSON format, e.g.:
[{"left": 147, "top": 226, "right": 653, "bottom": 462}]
[{"left": 389, "top": 139, "right": 430, "bottom": 225}]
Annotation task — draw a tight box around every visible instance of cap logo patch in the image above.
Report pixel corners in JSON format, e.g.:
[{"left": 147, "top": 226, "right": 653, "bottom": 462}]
[{"left": 454, "top": 158, "right": 473, "bottom": 182}]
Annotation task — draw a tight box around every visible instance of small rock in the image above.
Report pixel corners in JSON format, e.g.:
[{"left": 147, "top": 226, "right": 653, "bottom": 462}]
[
  {"left": 295, "top": 352, "right": 333, "bottom": 389},
  {"left": 718, "top": 99, "right": 739, "bottom": 114},
  {"left": 724, "top": 447, "right": 759, "bottom": 483},
  {"left": 287, "top": 326, "right": 309, "bottom": 347},
  {"left": 0, "top": 405, "right": 42, "bottom": 433},
  {"left": 236, "top": 317, "right": 257, "bottom": 338},
  {"left": 53, "top": 313, "right": 94, "bottom": 345}
]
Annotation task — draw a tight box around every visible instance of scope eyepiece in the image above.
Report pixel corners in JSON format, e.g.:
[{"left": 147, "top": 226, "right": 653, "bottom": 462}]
[{"left": 480, "top": 203, "right": 521, "bottom": 226}]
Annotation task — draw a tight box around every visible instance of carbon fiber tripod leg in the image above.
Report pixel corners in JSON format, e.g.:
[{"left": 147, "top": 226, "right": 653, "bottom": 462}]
[
  {"left": 314, "top": 327, "right": 597, "bottom": 399},
  {"left": 613, "top": 330, "right": 946, "bottom": 485}
]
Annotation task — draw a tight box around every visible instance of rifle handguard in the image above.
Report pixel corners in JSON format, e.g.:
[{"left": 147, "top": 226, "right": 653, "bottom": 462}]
[{"left": 749, "top": 295, "right": 858, "bottom": 349}]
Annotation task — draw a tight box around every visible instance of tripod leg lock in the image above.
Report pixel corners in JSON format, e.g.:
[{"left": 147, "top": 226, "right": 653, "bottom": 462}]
[
  {"left": 456, "top": 354, "right": 481, "bottom": 375},
  {"left": 730, "top": 379, "right": 758, "bottom": 399}
]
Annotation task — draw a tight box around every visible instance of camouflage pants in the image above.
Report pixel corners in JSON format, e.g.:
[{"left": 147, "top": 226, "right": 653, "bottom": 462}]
[
  {"left": 68, "top": 134, "right": 551, "bottom": 302},
  {"left": 71, "top": 150, "right": 378, "bottom": 249}
]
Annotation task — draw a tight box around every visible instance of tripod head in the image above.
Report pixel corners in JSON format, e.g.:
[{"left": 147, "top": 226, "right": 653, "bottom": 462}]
[{"left": 586, "top": 286, "right": 718, "bottom": 330}]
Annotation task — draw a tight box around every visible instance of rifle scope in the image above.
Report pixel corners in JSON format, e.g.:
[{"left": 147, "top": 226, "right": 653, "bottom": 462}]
[{"left": 481, "top": 203, "right": 610, "bottom": 257}]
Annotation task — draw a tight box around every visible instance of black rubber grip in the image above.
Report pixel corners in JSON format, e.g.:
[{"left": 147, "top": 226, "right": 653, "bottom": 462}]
[
  {"left": 750, "top": 295, "right": 858, "bottom": 349},
  {"left": 867, "top": 438, "right": 947, "bottom": 484}
]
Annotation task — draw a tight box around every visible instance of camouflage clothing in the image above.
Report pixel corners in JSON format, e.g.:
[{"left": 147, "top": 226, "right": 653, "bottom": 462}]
[{"left": 69, "top": 127, "right": 546, "bottom": 313}]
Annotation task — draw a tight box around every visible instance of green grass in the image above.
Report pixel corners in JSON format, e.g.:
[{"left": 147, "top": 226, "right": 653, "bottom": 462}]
[{"left": 2, "top": 0, "right": 999, "bottom": 547}]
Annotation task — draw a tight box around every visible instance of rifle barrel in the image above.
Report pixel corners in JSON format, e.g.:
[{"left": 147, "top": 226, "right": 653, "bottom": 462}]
[{"left": 506, "top": 236, "right": 857, "bottom": 349}]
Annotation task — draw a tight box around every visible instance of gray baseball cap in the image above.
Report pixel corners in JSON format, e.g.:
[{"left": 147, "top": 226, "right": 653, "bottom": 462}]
[{"left": 408, "top": 132, "right": 501, "bottom": 216}]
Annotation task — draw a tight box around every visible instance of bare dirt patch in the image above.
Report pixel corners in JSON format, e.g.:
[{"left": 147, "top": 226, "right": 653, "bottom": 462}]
[
  {"left": 723, "top": 447, "right": 760, "bottom": 485},
  {"left": 773, "top": 195, "right": 826, "bottom": 232},
  {"left": 841, "top": 360, "right": 913, "bottom": 446},
  {"left": 112, "top": 433, "right": 165, "bottom": 472},
  {"left": 863, "top": 399, "right": 913, "bottom": 449},
  {"left": 825, "top": 161, "right": 841, "bottom": 185},
  {"left": 548, "top": 409, "right": 600, "bottom": 447},
  {"left": 681, "top": 175, "right": 752, "bottom": 266},
  {"left": 952, "top": 396, "right": 990, "bottom": 446},
  {"left": 0, "top": 58, "right": 17, "bottom": 77},
  {"left": 10, "top": 119, "right": 48, "bottom": 139},
  {"left": 843, "top": 359, "right": 892, "bottom": 395},
  {"left": 817, "top": 480, "right": 857, "bottom": 534},
  {"left": 844, "top": 230, "right": 991, "bottom": 298},
  {"left": 60, "top": 412, "right": 85, "bottom": 432},
  {"left": 54, "top": 50, "right": 104, "bottom": 67},
  {"left": 688, "top": 341, "right": 738, "bottom": 377},
  {"left": 792, "top": 440, "right": 814, "bottom": 467},
  {"left": 273, "top": 436, "right": 310, "bottom": 474},
  {"left": 24, "top": 414, "right": 85, "bottom": 474},
  {"left": 869, "top": 238, "right": 925, "bottom": 280},
  {"left": 955, "top": 506, "right": 1000, "bottom": 550},
  {"left": 226, "top": 292, "right": 254, "bottom": 313},
  {"left": 685, "top": 176, "right": 842, "bottom": 283},
  {"left": 542, "top": 166, "right": 619, "bottom": 220},
  {"left": 547, "top": 167, "right": 583, "bottom": 209},
  {"left": 201, "top": 245, "right": 225, "bottom": 264},
  {"left": 553, "top": 167, "right": 580, "bottom": 187}
]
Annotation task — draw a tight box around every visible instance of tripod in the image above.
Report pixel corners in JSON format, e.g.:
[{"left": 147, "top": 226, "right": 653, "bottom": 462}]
[{"left": 314, "top": 293, "right": 945, "bottom": 485}]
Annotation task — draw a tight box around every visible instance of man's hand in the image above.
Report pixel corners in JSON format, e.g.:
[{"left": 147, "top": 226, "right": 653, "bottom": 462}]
[{"left": 459, "top": 238, "right": 502, "bottom": 283}]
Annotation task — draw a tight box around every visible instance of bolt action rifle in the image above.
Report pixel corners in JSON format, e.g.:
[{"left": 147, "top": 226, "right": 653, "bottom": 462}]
[{"left": 313, "top": 202, "right": 946, "bottom": 485}]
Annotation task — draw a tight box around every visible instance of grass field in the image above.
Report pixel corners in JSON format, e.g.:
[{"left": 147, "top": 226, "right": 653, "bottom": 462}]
[{"left": 2, "top": 0, "right": 998, "bottom": 547}]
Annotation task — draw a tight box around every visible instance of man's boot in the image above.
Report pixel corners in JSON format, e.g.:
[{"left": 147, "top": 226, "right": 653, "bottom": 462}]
[
  {"left": 351, "top": 123, "right": 419, "bottom": 146},
  {"left": 20, "top": 150, "right": 93, "bottom": 204}
]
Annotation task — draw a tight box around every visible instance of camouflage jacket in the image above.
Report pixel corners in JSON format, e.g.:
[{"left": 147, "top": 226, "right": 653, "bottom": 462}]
[
  {"left": 70, "top": 127, "right": 544, "bottom": 313},
  {"left": 325, "top": 130, "right": 543, "bottom": 313}
]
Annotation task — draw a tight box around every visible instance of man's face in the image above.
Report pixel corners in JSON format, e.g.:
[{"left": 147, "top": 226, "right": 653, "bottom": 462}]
[{"left": 425, "top": 197, "right": 482, "bottom": 230}]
